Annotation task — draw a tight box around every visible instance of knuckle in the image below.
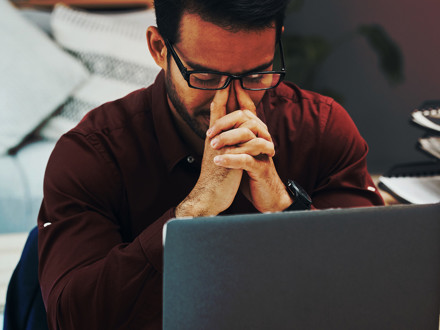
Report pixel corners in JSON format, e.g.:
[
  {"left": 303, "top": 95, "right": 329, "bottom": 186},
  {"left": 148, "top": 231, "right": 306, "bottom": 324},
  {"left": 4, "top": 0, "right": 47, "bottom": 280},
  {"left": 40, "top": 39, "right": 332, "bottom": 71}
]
[
  {"left": 257, "top": 139, "right": 275, "bottom": 156},
  {"left": 236, "top": 109, "right": 245, "bottom": 118},
  {"left": 245, "top": 118, "right": 256, "bottom": 126},
  {"left": 245, "top": 155, "right": 255, "bottom": 168},
  {"left": 250, "top": 119, "right": 260, "bottom": 130},
  {"left": 256, "top": 137, "right": 266, "bottom": 147},
  {"left": 244, "top": 109, "right": 254, "bottom": 117},
  {"left": 245, "top": 127, "right": 256, "bottom": 139},
  {"left": 269, "top": 143, "right": 275, "bottom": 157},
  {"left": 237, "top": 127, "right": 255, "bottom": 140}
]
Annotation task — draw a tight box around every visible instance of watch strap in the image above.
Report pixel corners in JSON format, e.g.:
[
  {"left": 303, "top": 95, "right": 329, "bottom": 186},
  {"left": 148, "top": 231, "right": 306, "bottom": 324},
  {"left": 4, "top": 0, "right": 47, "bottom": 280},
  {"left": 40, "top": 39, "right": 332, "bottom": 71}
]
[{"left": 284, "top": 179, "right": 312, "bottom": 211}]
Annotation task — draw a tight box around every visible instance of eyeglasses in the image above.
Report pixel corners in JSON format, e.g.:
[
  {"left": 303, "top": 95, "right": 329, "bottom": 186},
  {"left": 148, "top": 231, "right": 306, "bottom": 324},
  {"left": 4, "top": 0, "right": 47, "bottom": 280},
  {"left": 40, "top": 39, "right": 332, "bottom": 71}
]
[{"left": 165, "top": 39, "right": 286, "bottom": 91}]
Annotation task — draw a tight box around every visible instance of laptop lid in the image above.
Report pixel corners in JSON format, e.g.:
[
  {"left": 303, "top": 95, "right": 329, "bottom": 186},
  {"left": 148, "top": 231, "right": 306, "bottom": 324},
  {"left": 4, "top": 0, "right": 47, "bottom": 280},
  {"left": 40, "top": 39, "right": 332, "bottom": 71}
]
[{"left": 163, "top": 203, "right": 440, "bottom": 330}]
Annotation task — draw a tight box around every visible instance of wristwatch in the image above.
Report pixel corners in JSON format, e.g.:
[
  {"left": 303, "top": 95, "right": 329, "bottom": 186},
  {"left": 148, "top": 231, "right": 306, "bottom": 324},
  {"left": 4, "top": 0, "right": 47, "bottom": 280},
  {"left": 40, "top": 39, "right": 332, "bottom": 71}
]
[{"left": 284, "top": 179, "right": 312, "bottom": 211}]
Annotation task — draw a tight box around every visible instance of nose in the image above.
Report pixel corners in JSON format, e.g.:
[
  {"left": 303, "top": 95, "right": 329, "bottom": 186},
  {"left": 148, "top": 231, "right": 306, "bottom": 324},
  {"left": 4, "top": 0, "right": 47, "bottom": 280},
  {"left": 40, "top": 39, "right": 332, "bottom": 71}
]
[{"left": 226, "top": 80, "right": 247, "bottom": 113}]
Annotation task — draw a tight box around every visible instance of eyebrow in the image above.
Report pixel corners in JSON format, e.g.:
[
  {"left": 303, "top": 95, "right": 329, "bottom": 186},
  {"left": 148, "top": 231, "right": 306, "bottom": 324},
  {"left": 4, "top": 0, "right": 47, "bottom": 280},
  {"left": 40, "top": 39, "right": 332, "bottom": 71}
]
[{"left": 184, "top": 57, "right": 275, "bottom": 75}]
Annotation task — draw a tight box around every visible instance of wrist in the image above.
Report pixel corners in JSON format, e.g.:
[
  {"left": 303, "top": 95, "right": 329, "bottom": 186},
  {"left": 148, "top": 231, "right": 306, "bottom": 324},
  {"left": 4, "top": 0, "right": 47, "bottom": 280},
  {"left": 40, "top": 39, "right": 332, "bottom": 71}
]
[
  {"left": 176, "top": 191, "right": 219, "bottom": 218},
  {"left": 278, "top": 190, "right": 295, "bottom": 211},
  {"left": 254, "top": 179, "right": 294, "bottom": 213}
]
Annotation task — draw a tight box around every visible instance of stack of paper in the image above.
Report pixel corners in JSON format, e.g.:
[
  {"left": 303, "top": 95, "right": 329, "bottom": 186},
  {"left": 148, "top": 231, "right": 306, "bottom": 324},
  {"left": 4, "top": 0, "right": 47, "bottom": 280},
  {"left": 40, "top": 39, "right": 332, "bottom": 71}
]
[{"left": 380, "top": 101, "right": 440, "bottom": 204}]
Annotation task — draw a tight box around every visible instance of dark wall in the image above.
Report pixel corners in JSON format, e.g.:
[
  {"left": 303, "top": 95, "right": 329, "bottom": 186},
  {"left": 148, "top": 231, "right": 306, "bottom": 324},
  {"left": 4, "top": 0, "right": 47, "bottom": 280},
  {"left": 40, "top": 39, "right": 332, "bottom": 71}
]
[{"left": 284, "top": 0, "right": 440, "bottom": 173}]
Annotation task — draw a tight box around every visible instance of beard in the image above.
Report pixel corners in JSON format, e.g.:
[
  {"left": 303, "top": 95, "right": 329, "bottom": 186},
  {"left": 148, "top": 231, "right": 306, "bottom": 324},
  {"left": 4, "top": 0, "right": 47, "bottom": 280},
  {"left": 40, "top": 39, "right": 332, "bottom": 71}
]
[{"left": 164, "top": 71, "right": 210, "bottom": 139}]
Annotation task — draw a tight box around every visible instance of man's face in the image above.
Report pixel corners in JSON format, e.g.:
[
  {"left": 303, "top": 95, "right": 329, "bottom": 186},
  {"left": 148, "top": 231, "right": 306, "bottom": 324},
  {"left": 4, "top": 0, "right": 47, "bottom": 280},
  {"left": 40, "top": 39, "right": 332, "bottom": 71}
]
[{"left": 164, "top": 13, "right": 278, "bottom": 139}]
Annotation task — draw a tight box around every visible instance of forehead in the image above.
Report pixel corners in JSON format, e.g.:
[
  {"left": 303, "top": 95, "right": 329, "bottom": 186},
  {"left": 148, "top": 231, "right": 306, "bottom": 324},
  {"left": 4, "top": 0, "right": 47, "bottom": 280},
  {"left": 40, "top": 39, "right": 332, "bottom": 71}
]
[{"left": 175, "top": 13, "right": 277, "bottom": 73}]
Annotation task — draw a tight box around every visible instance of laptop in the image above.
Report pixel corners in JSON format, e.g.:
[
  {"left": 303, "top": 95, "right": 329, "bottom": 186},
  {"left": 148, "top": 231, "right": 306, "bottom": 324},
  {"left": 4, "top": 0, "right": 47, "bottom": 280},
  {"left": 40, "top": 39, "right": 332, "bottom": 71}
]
[{"left": 163, "top": 203, "right": 440, "bottom": 330}]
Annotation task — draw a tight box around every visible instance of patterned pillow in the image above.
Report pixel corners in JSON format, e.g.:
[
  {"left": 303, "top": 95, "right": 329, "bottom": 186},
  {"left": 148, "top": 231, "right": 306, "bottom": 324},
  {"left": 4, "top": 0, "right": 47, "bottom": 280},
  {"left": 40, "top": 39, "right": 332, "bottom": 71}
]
[
  {"left": 0, "top": 0, "right": 89, "bottom": 154},
  {"left": 40, "top": 4, "right": 161, "bottom": 140}
]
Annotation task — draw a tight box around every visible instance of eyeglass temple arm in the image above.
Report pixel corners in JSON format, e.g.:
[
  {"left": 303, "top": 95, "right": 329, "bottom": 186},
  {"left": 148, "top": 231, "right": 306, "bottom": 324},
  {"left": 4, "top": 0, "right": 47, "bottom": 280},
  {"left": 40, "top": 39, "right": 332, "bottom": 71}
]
[
  {"left": 164, "top": 39, "right": 190, "bottom": 78},
  {"left": 278, "top": 39, "right": 286, "bottom": 71}
]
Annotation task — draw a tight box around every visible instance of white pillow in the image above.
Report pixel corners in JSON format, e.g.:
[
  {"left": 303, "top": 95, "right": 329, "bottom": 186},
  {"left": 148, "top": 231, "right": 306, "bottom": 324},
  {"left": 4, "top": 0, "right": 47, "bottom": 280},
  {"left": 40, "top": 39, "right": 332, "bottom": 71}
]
[
  {"left": 0, "top": 0, "right": 89, "bottom": 155},
  {"left": 40, "top": 4, "right": 161, "bottom": 140}
]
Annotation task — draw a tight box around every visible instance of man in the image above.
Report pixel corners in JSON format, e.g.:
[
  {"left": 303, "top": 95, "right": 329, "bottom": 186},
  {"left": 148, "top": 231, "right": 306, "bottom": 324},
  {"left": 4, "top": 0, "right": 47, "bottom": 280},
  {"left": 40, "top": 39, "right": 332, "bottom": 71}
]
[{"left": 38, "top": 0, "right": 384, "bottom": 328}]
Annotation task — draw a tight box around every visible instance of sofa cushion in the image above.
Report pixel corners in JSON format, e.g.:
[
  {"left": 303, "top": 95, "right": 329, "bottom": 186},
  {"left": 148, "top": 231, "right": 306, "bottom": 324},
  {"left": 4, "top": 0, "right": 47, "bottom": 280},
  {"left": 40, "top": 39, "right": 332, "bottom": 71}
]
[
  {"left": 0, "top": 0, "right": 89, "bottom": 155},
  {"left": 39, "top": 4, "right": 160, "bottom": 140}
]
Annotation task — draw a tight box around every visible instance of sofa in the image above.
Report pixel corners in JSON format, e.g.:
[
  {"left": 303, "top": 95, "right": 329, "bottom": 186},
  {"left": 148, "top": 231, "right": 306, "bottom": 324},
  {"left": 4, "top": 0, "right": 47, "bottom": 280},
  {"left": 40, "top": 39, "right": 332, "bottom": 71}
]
[{"left": 0, "top": 0, "right": 160, "bottom": 233}]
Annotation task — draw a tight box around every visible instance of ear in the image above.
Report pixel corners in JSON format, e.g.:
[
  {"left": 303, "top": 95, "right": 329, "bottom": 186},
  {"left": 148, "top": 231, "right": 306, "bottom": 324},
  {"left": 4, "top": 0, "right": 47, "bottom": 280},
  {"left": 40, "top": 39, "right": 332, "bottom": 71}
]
[{"left": 146, "top": 26, "right": 167, "bottom": 70}]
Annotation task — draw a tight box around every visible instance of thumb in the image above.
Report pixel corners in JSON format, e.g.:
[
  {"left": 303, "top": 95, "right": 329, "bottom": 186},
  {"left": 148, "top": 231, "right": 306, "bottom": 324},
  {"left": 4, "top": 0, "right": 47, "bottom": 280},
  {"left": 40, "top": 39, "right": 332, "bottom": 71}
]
[{"left": 210, "top": 87, "right": 229, "bottom": 127}]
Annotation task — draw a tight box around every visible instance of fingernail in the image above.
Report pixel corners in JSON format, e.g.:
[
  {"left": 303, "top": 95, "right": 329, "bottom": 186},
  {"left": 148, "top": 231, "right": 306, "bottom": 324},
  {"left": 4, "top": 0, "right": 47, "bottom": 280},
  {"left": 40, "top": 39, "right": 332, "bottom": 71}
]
[
  {"left": 206, "top": 128, "right": 213, "bottom": 137},
  {"left": 214, "top": 156, "right": 223, "bottom": 165},
  {"left": 211, "top": 138, "right": 218, "bottom": 148}
]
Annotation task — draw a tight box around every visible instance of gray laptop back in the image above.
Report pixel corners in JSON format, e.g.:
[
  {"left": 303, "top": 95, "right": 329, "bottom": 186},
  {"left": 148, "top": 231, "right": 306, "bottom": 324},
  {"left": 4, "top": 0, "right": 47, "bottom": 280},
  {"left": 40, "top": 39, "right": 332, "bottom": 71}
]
[{"left": 163, "top": 204, "right": 440, "bottom": 330}]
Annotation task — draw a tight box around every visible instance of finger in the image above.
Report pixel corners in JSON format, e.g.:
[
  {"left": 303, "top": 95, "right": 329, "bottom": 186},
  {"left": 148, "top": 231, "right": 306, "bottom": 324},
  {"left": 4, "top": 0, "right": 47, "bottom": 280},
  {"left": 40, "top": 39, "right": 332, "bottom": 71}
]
[
  {"left": 214, "top": 154, "right": 264, "bottom": 171},
  {"left": 207, "top": 109, "right": 250, "bottom": 138},
  {"left": 210, "top": 127, "right": 256, "bottom": 149},
  {"left": 220, "top": 138, "right": 275, "bottom": 158},
  {"left": 238, "top": 116, "right": 272, "bottom": 141},
  {"left": 208, "top": 110, "right": 270, "bottom": 140},
  {"left": 235, "top": 81, "right": 256, "bottom": 114},
  {"left": 209, "top": 87, "right": 229, "bottom": 127},
  {"left": 209, "top": 110, "right": 271, "bottom": 141}
]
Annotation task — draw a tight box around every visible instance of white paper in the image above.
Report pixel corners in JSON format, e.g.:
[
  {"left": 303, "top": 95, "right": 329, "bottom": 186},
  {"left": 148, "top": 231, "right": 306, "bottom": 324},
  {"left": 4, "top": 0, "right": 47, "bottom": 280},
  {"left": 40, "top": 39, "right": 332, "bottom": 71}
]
[{"left": 379, "top": 176, "right": 440, "bottom": 204}]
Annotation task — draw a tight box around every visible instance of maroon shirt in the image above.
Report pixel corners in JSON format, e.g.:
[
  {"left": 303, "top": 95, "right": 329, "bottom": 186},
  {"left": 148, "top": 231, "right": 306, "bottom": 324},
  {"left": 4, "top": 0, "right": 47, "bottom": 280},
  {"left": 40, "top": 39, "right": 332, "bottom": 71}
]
[{"left": 38, "top": 71, "right": 383, "bottom": 329}]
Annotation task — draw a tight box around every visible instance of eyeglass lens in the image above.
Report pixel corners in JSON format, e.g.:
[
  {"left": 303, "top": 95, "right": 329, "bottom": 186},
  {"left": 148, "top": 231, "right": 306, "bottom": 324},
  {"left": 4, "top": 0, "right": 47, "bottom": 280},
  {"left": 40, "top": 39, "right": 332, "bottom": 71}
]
[{"left": 188, "top": 72, "right": 282, "bottom": 90}]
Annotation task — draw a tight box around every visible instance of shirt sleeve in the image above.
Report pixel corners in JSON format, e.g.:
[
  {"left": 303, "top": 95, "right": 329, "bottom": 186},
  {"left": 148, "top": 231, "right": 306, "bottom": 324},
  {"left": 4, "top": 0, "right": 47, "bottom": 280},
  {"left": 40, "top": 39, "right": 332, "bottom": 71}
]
[
  {"left": 311, "top": 101, "right": 384, "bottom": 209},
  {"left": 38, "top": 131, "right": 171, "bottom": 329}
]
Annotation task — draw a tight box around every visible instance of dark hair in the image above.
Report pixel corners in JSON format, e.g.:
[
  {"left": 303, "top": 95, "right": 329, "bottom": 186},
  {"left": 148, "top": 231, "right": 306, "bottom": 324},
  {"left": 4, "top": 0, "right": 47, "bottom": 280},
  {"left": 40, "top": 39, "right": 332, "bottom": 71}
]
[{"left": 154, "top": 0, "right": 289, "bottom": 44}]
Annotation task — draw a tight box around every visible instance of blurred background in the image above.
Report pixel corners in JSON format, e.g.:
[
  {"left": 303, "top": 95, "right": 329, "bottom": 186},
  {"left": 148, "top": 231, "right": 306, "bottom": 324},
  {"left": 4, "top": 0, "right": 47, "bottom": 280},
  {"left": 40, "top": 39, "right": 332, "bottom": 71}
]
[
  {"left": 283, "top": 0, "right": 440, "bottom": 173},
  {"left": 1, "top": 0, "right": 439, "bottom": 236}
]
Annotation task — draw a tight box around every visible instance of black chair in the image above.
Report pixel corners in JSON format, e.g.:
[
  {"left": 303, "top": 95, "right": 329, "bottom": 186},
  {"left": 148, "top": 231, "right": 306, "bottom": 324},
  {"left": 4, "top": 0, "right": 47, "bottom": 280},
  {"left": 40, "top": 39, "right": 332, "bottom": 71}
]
[{"left": 3, "top": 226, "right": 49, "bottom": 330}]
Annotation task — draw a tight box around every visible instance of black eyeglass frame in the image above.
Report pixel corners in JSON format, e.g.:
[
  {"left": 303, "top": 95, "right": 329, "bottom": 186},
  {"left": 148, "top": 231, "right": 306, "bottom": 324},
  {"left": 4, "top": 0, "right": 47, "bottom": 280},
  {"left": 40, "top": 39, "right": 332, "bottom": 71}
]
[{"left": 164, "top": 38, "right": 286, "bottom": 91}]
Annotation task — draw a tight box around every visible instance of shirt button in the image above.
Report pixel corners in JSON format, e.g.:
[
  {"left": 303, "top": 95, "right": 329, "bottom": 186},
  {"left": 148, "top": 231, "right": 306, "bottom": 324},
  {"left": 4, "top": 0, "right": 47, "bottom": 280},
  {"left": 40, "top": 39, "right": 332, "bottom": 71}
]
[{"left": 187, "top": 156, "right": 195, "bottom": 164}]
